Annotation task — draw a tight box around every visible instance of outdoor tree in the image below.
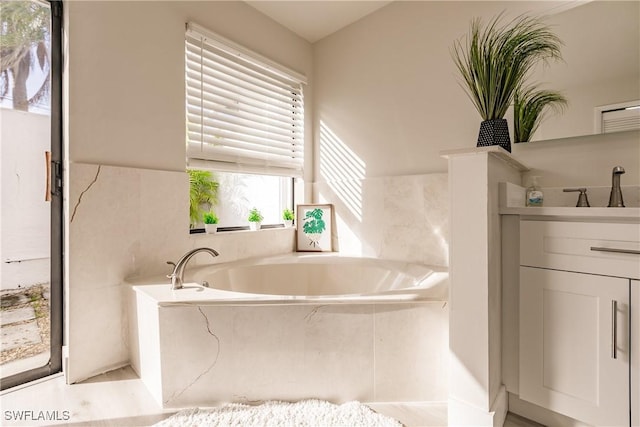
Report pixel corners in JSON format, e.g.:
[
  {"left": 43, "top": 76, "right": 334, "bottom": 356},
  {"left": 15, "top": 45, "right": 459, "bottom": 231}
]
[
  {"left": 0, "top": 1, "right": 51, "bottom": 111},
  {"left": 188, "top": 169, "right": 219, "bottom": 228}
]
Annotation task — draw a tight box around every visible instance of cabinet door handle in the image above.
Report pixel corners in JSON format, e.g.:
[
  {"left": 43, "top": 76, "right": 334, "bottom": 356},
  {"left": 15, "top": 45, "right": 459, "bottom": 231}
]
[
  {"left": 611, "top": 300, "right": 617, "bottom": 359},
  {"left": 590, "top": 246, "right": 640, "bottom": 255}
]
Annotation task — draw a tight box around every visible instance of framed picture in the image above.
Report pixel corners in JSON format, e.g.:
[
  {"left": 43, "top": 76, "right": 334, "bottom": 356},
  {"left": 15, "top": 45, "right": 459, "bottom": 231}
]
[{"left": 296, "top": 204, "right": 333, "bottom": 252}]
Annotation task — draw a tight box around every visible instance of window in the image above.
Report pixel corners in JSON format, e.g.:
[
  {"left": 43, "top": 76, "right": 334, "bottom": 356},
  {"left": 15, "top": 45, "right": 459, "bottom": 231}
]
[
  {"left": 185, "top": 23, "right": 305, "bottom": 230},
  {"left": 595, "top": 101, "right": 640, "bottom": 134}
]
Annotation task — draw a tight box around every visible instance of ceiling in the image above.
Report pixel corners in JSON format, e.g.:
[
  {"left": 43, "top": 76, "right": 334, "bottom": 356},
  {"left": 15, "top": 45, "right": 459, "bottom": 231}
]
[
  {"left": 245, "top": 1, "right": 393, "bottom": 43},
  {"left": 245, "top": 1, "right": 590, "bottom": 44}
]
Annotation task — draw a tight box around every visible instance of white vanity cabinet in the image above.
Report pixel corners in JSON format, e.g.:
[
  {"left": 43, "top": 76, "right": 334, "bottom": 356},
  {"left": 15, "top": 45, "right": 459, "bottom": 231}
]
[
  {"left": 518, "top": 219, "right": 640, "bottom": 426},
  {"left": 520, "top": 267, "right": 629, "bottom": 425}
]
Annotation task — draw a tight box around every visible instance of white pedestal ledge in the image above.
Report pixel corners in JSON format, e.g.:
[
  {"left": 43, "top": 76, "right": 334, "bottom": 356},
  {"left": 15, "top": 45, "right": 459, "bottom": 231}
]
[{"left": 442, "top": 147, "right": 526, "bottom": 426}]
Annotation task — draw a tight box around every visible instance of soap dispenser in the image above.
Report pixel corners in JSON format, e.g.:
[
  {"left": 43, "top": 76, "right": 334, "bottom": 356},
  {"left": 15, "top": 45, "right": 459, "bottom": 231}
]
[{"left": 526, "top": 176, "right": 544, "bottom": 207}]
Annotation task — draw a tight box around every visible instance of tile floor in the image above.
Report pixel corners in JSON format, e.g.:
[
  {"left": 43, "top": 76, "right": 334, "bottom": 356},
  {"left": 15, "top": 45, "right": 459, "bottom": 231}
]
[{"left": 0, "top": 366, "right": 542, "bottom": 427}]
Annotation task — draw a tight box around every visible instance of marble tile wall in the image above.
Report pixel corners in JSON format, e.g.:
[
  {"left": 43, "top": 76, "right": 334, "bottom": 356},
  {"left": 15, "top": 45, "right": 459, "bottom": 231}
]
[
  {"left": 68, "top": 164, "right": 449, "bottom": 385},
  {"left": 130, "top": 300, "right": 448, "bottom": 408},
  {"left": 315, "top": 174, "right": 449, "bottom": 267},
  {"left": 67, "top": 163, "right": 296, "bottom": 383}
]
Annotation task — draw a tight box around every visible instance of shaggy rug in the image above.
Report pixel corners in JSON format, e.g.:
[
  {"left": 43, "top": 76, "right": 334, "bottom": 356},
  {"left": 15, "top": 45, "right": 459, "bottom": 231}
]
[{"left": 154, "top": 399, "right": 403, "bottom": 426}]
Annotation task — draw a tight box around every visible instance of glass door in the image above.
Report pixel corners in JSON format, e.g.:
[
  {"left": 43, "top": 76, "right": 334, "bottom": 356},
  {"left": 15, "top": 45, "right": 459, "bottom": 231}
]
[{"left": 0, "top": 0, "right": 63, "bottom": 389}]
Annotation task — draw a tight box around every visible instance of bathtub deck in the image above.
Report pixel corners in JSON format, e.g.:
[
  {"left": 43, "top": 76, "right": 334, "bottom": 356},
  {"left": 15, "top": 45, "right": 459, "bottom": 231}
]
[{"left": 134, "top": 282, "right": 447, "bottom": 306}]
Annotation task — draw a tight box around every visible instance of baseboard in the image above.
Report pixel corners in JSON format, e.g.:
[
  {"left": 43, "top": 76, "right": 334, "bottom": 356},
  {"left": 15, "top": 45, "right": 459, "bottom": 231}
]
[
  {"left": 448, "top": 385, "right": 508, "bottom": 426},
  {"left": 67, "top": 361, "right": 129, "bottom": 385},
  {"left": 508, "top": 392, "right": 590, "bottom": 427},
  {"left": 366, "top": 401, "right": 448, "bottom": 427}
]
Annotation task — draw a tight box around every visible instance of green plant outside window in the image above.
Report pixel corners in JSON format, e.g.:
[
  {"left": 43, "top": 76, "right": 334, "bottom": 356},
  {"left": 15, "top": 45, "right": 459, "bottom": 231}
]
[{"left": 188, "top": 169, "right": 219, "bottom": 228}]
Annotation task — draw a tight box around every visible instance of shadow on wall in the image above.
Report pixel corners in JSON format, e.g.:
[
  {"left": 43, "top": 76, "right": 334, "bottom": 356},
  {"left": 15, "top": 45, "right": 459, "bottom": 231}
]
[
  {"left": 316, "top": 121, "right": 449, "bottom": 266},
  {"left": 319, "top": 121, "right": 366, "bottom": 222}
]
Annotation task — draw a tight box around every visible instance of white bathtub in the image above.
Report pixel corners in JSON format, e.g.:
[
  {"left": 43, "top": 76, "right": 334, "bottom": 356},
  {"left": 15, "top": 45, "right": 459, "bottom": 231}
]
[
  {"left": 128, "top": 253, "right": 449, "bottom": 408},
  {"left": 132, "top": 253, "right": 448, "bottom": 305}
]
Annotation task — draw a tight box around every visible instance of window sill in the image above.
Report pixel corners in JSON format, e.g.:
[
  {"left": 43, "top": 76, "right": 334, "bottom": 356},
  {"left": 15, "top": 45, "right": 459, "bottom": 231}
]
[{"left": 190, "top": 224, "right": 294, "bottom": 235}]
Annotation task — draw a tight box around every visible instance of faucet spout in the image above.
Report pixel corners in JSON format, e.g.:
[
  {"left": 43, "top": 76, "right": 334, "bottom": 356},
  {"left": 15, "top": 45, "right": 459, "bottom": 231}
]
[
  {"left": 607, "top": 166, "right": 625, "bottom": 208},
  {"left": 168, "top": 247, "right": 219, "bottom": 290}
]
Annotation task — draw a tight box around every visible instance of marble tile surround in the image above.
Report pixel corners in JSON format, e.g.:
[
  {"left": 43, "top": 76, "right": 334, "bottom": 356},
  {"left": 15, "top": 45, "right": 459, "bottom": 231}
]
[
  {"left": 129, "top": 297, "right": 449, "bottom": 408},
  {"left": 315, "top": 174, "right": 449, "bottom": 267},
  {"left": 67, "top": 163, "right": 296, "bottom": 383},
  {"left": 68, "top": 164, "right": 449, "bottom": 387}
]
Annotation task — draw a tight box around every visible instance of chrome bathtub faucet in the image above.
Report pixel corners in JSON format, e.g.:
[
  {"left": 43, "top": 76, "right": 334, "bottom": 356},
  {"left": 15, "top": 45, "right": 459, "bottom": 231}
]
[{"left": 167, "top": 247, "right": 219, "bottom": 290}]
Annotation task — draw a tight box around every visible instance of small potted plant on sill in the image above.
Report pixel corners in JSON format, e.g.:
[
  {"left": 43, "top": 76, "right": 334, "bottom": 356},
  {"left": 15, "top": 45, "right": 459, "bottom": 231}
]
[
  {"left": 282, "top": 208, "right": 294, "bottom": 228},
  {"left": 203, "top": 211, "right": 219, "bottom": 234},
  {"left": 247, "top": 207, "right": 263, "bottom": 231}
]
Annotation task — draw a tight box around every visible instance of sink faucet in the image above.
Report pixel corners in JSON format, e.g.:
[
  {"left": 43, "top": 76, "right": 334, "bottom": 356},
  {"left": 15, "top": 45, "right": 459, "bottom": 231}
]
[
  {"left": 167, "top": 247, "right": 219, "bottom": 290},
  {"left": 607, "top": 166, "right": 625, "bottom": 208}
]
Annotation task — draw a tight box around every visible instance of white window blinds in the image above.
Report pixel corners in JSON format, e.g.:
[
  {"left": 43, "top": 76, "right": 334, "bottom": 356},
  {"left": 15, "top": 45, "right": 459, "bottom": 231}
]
[
  {"left": 186, "top": 23, "right": 306, "bottom": 177},
  {"left": 602, "top": 106, "right": 640, "bottom": 133}
]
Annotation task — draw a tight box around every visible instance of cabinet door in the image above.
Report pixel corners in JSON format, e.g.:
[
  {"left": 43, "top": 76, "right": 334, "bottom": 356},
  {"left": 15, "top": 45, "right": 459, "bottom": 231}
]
[{"left": 520, "top": 267, "right": 629, "bottom": 426}]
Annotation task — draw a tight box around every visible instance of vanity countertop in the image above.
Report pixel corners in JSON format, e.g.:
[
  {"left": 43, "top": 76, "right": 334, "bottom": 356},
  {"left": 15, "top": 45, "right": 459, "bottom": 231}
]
[{"left": 499, "top": 206, "right": 640, "bottom": 222}]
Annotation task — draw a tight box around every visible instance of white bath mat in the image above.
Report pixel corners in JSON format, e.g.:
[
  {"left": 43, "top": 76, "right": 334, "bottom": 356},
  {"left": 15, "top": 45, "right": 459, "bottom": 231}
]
[{"left": 154, "top": 399, "right": 403, "bottom": 426}]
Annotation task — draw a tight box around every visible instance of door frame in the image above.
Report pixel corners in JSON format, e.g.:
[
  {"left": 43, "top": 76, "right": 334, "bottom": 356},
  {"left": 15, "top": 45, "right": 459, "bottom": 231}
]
[{"left": 1, "top": 0, "right": 64, "bottom": 390}]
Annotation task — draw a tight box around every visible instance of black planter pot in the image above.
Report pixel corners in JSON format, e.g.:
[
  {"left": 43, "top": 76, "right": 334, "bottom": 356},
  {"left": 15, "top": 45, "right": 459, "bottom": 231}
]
[{"left": 476, "top": 118, "right": 511, "bottom": 153}]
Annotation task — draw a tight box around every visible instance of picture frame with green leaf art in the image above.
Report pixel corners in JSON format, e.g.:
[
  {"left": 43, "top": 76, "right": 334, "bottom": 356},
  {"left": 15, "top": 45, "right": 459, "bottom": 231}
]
[{"left": 296, "top": 204, "right": 333, "bottom": 252}]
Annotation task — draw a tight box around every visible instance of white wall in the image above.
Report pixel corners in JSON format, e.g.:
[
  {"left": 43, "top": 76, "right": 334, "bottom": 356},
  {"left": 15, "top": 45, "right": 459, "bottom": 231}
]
[
  {"left": 514, "top": 131, "right": 640, "bottom": 189},
  {"left": 0, "top": 109, "right": 50, "bottom": 290},
  {"left": 313, "top": 1, "right": 541, "bottom": 178},
  {"left": 312, "top": 1, "right": 639, "bottom": 183},
  {"left": 531, "top": 1, "right": 640, "bottom": 141},
  {"left": 64, "top": 1, "right": 313, "bottom": 383},
  {"left": 67, "top": 0, "right": 312, "bottom": 171}
]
